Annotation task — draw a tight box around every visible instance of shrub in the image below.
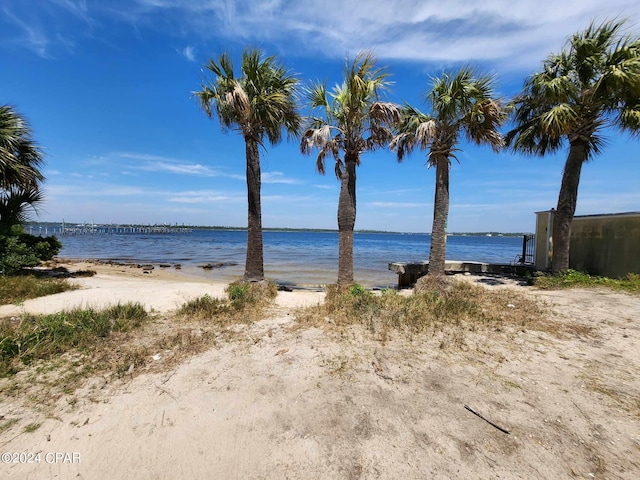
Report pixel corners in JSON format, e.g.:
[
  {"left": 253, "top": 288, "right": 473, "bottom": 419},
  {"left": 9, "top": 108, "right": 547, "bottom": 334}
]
[
  {"left": 177, "top": 294, "right": 230, "bottom": 318},
  {"left": 0, "top": 226, "right": 61, "bottom": 275},
  {"left": 226, "top": 280, "right": 277, "bottom": 308}
]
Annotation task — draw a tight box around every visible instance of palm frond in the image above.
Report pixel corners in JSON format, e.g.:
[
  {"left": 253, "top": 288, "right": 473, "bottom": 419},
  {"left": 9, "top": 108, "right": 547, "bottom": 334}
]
[
  {"left": 0, "top": 105, "right": 45, "bottom": 192},
  {"left": 195, "top": 48, "right": 301, "bottom": 145},
  {"left": 300, "top": 51, "right": 397, "bottom": 177},
  {"left": 508, "top": 18, "right": 640, "bottom": 156}
]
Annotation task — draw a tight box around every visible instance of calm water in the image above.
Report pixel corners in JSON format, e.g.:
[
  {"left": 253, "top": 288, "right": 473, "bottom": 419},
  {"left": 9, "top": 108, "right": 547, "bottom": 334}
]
[{"left": 50, "top": 228, "right": 525, "bottom": 288}]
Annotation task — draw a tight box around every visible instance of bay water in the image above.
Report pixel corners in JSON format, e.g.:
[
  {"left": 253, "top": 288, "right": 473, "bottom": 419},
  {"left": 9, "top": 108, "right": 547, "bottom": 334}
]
[{"left": 52, "top": 228, "right": 525, "bottom": 288}]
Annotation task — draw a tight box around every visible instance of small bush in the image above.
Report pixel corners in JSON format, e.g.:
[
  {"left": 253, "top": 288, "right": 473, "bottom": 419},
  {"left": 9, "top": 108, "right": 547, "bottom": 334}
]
[
  {"left": 0, "top": 228, "right": 62, "bottom": 276},
  {"left": 226, "top": 280, "right": 277, "bottom": 308},
  {"left": 177, "top": 280, "right": 277, "bottom": 324},
  {"left": 348, "top": 284, "right": 367, "bottom": 296},
  {"left": 177, "top": 294, "right": 230, "bottom": 318},
  {"left": 227, "top": 282, "right": 250, "bottom": 303}
]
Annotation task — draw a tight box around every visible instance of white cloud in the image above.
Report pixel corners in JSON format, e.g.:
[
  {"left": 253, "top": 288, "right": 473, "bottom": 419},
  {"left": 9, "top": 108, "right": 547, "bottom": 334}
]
[
  {"left": 369, "top": 201, "right": 430, "bottom": 208},
  {"left": 262, "top": 171, "right": 300, "bottom": 184},
  {"left": 166, "top": 190, "right": 244, "bottom": 204},
  {"left": 114, "top": 151, "right": 243, "bottom": 179},
  {"left": 178, "top": 45, "right": 196, "bottom": 61},
  {"left": 131, "top": 0, "right": 640, "bottom": 71},
  {"left": 7, "top": 1, "right": 640, "bottom": 72}
]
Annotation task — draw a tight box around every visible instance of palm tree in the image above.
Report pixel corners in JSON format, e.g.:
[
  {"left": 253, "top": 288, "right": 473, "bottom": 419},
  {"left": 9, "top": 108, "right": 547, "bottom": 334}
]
[
  {"left": 0, "top": 186, "right": 44, "bottom": 233},
  {"left": 391, "top": 68, "right": 506, "bottom": 276},
  {"left": 506, "top": 20, "right": 640, "bottom": 273},
  {"left": 0, "top": 105, "right": 44, "bottom": 192},
  {"left": 300, "top": 52, "right": 399, "bottom": 286},
  {"left": 195, "top": 48, "right": 301, "bottom": 282},
  {"left": 0, "top": 105, "right": 44, "bottom": 231}
]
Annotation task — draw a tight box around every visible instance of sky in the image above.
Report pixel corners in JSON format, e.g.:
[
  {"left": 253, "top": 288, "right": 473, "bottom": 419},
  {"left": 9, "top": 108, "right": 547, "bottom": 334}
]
[{"left": 1, "top": 0, "right": 639, "bottom": 233}]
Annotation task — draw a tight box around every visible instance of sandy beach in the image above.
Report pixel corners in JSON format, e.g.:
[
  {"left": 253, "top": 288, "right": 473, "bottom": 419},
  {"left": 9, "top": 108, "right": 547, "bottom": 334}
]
[{"left": 1, "top": 260, "right": 639, "bottom": 479}]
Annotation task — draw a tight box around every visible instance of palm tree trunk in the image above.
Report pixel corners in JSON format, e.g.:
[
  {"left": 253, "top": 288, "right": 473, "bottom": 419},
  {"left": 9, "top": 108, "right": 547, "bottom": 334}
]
[
  {"left": 337, "top": 155, "right": 357, "bottom": 286},
  {"left": 428, "top": 157, "right": 450, "bottom": 276},
  {"left": 244, "top": 137, "right": 264, "bottom": 281},
  {"left": 552, "top": 140, "right": 586, "bottom": 273}
]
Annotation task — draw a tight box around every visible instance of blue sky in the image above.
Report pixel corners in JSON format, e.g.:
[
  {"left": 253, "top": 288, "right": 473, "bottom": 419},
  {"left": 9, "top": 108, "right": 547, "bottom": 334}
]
[{"left": 2, "top": 0, "right": 639, "bottom": 233}]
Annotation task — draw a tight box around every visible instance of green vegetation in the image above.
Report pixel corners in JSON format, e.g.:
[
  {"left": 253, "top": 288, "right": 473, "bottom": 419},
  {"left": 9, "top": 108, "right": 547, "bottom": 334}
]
[
  {"left": 0, "top": 274, "right": 77, "bottom": 305},
  {"left": 0, "top": 303, "right": 148, "bottom": 377},
  {"left": 177, "top": 280, "right": 278, "bottom": 321},
  {"left": 177, "top": 294, "right": 230, "bottom": 318},
  {"left": 23, "top": 422, "right": 41, "bottom": 433},
  {"left": 1, "top": 105, "right": 61, "bottom": 275},
  {"left": 0, "top": 227, "right": 61, "bottom": 275},
  {"left": 534, "top": 270, "right": 640, "bottom": 293}
]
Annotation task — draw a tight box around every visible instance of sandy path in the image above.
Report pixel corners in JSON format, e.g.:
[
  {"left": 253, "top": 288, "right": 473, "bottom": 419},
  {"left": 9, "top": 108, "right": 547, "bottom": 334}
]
[{"left": 1, "top": 267, "right": 639, "bottom": 479}]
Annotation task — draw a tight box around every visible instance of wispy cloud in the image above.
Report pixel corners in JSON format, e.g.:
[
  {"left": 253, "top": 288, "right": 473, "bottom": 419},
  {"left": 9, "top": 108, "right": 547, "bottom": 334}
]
[
  {"left": 369, "top": 201, "right": 430, "bottom": 208},
  {"left": 44, "top": 183, "right": 153, "bottom": 197},
  {"left": 178, "top": 45, "right": 196, "bottom": 61},
  {"left": 7, "top": 1, "right": 639, "bottom": 71},
  {"left": 114, "top": 151, "right": 243, "bottom": 179},
  {"left": 2, "top": 6, "right": 50, "bottom": 57},
  {"left": 127, "top": 0, "right": 640, "bottom": 71},
  {"left": 166, "top": 190, "right": 244, "bottom": 204},
  {"left": 262, "top": 171, "right": 300, "bottom": 184}
]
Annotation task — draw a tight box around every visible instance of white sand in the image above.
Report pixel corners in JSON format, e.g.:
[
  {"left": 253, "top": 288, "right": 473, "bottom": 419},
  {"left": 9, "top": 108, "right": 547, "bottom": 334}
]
[{"left": 1, "top": 263, "right": 639, "bottom": 479}]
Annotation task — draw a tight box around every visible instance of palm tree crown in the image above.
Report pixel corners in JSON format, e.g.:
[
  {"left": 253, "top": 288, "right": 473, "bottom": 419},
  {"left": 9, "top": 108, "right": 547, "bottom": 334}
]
[
  {"left": 391, "top": 67, "right": 506, "bottom": 276},
  {"left": 194, "top": 48, "right": 301, "bottom": 282},
  {"left": 0, "top": 105, "right": 44, "bottom": 191},
  {"left": 507, "top": 20, "right": 640, "bottom": 155},
  {"left": 0, "top": 105, "right": 45, "bottom": 231},
  {"left": 195, "top": 49, "right": 301, "bottom": 145},
  {"left": 301, "top": 51, "right": 399, "bottom": 176},
  {"left": 393, "top": 67, "right": 505, "bottom": 165},
  {"left": 300, "top": 52, "right": 399, "bottom": 285},
  {"left": 506, "top": 19, "right": 640, "bottom": 272}
]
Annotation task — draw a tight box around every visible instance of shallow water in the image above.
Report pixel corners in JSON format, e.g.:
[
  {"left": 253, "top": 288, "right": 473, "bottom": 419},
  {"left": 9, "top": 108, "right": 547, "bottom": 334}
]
[{"left": 52, "top": 228, "right": 525, "bottom": 288}]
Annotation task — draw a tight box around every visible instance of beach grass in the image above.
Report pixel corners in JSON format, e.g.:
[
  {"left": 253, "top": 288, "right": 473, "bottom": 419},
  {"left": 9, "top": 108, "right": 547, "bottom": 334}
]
[
  {"left": 177, "top": 279, "right": 278, "bottom": 322},
  {"left": 534, "top": 270, "right": 640, "bottom": 293},
  {"left": 0, "top": 302, "right": 148, "bottom": 377},
  {"left": 0, "top": 275, "right": 78, "bottom": 305},
  {"left": 296, "top": 277, "right": 543, "bottom": 344}
]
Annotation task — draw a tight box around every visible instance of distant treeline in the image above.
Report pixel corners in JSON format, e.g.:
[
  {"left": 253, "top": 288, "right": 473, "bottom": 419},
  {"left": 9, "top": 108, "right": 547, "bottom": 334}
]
[{"left": 26, "top": 222, "right": 531, "bottom": 236}]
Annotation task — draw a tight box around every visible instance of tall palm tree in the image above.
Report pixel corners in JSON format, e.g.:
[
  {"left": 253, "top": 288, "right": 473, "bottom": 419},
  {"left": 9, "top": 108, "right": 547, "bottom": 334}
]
[
  {"left": 195, "top": 48, "right": 301, "bottom": 282},
  {"left": 0, "top": 105, "right": 44, "bottom": 192},
  {"left": 391, "top": 68, "right": 506, "bottom": 276},
  {"left": 300, "top": 52, "right": 399, "bottom": 286},
  {"left": 506, "top": 20, "right": 640, "bottom": 273}
]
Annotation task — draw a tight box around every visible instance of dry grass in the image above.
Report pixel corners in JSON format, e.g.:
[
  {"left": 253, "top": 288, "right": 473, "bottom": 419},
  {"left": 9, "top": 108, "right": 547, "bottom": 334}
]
[
  {"left": 296, "top": 278, "right": 545, "bottom": 343},
  {"left": 0, "top": 281, "right": 280, "bottom": 407}
]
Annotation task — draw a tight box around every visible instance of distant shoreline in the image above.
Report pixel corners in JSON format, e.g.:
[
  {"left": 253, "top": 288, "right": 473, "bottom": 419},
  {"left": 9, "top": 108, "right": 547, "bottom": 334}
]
[{"left": 26, "top": 222, "right": 532, "bottom": 237}]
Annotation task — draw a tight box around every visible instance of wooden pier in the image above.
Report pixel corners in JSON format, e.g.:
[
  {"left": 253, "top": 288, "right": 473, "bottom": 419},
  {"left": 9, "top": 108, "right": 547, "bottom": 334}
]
[{"left": 27, "top": 223, "right": 192, "bottom": 236}]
